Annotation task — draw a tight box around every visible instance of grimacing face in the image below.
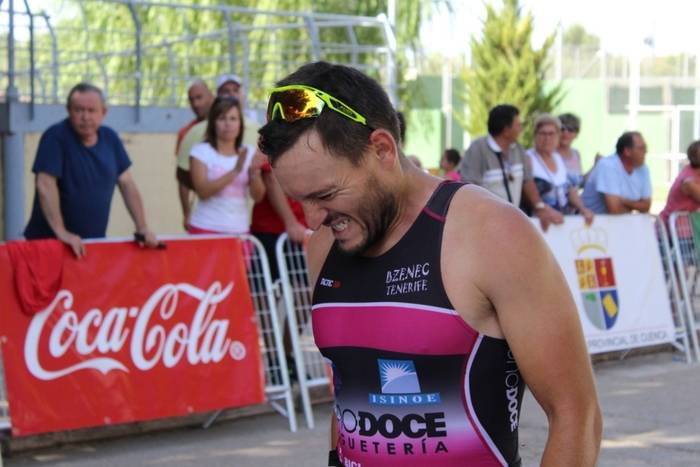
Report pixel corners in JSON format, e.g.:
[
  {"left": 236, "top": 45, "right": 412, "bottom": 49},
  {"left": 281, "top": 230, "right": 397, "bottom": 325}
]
[{"left": 273, "top": 129, "right": 399, "bottom": 255}]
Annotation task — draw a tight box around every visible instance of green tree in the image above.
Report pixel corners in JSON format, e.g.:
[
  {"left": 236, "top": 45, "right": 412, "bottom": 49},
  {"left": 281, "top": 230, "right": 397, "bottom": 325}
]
[
  {"left": 458, "top": 0, "right": 563, "bottom": 146},
  {"left": 563, "top": 24, "right": 600, "bottom": 48},
  {"left": 38, "top": 0, "right": 430, "bottom": 109}
]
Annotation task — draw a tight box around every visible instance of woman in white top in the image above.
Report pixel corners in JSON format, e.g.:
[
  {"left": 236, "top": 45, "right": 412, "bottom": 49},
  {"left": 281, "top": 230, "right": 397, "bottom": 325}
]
[
  {"left": 527, "top": 114, "right": 593, "bottom": 224},
  {"left": 188, "top": 96, "right": 266, "bottom": 234}
]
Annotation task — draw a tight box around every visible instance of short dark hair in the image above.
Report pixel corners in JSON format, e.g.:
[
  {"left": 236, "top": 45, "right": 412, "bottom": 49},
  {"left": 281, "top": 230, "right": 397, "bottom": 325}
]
[
  {"left": 558, "top": 113, "right": 581, "bottom": 132},
  {"left": 687, "top": 140, "right": 700, "bottom": 168},
  {"left": 487, "top": 104, "right": 519, "bottom": 137},
  {"left": 205, "top": 96, "right": 244, "bottom": 150},
  {"left": 66, "top": 82, "right": 105, "bottom": 108},
  {"left": 258, "top": 61, "right": 400, "bottom": 165},
  {"left": 397, "top": 111, "right": 406, "bottom": 145},
  {"left": 616, "top": 131, "right": 641, "bottom": 156},
  {"left": 443, "top": 148, "right": 461, "bottom": 166}
]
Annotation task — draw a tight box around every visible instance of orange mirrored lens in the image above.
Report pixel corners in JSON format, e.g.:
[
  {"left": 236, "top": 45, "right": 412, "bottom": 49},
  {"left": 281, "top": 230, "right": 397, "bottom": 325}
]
[{"left": 267, "top": 89, "right": 324, "bottom": 122}]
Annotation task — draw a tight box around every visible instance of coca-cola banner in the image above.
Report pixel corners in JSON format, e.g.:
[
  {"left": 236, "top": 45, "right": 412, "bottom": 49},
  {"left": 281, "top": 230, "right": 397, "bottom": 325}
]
[{"left": 0, "top": 237, "right": 265, "bottom": 436}]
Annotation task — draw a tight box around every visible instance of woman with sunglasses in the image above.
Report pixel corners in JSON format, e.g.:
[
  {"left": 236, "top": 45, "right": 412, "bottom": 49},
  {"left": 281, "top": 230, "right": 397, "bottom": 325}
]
[
  {"left": 558, "top": 113, "right": 585, "bottom": 188},
  {"left": 187, "top": 96, "right": 265, "bottom": 235}
]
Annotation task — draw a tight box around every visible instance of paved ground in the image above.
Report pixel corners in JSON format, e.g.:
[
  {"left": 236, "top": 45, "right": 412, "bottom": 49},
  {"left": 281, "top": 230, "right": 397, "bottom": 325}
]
[{"left": 3, "top": 352, "right": 699, "bottom": 466}]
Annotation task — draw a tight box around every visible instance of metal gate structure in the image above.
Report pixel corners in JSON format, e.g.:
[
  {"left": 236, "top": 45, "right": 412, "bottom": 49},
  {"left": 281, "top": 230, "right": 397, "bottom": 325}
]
[
  {"left": 668, "top": 212, "right": 700, "bottom": 361},
  {"left": 655, "top": 217, "right": 692, "bottom": 362},
  {"left": 275, "top": 233, "right": 328, "bottom": 429},
  {"left": 0, "top": 0, "right": 397, "bottom": 239}
]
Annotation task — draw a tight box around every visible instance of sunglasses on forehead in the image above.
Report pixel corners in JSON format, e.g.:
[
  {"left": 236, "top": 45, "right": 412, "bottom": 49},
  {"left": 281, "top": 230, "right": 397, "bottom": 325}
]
[{"left": 266, "top": 84, "right": 373, "bottom": 129}]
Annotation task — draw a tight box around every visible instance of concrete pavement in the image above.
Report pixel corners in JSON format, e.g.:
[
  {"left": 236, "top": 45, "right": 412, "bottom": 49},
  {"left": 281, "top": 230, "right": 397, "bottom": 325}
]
[{"left": 3, "top": 352, "right": 699, "bottom": 466}]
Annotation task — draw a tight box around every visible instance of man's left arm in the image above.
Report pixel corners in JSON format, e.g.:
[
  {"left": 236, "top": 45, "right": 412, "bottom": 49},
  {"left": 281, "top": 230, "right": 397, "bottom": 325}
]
[
  {"left": 117, "top": 168, "right": 158, "bottom": 247},
  {"left": 448, "top": 192, "right": 602, "bottom": 466},
  {"left": 483, "top": 205, "right": 601, "bottom": 466}
]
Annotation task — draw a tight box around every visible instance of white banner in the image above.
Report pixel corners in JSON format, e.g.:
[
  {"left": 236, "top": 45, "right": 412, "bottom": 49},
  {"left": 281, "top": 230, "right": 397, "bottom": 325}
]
[{"left": 535, "top": 214, "right": 675, "bottom": 354}]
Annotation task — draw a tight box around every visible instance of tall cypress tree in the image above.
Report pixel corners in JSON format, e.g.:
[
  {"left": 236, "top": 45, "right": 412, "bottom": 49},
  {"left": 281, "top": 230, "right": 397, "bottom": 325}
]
[{"left": 459, "top": 0, "right": 563, "bottom": 146}]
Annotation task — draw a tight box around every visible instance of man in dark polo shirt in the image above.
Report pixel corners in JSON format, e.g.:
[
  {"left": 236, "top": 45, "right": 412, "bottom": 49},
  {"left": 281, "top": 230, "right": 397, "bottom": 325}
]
[{"left": 24, "top": 82, "right": 158, "bottom": 257}]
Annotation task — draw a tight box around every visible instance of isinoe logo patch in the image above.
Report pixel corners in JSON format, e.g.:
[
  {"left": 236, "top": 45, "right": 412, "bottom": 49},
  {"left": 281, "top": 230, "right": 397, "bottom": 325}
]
[{"left": 368, "top": 359, "right": 441, "bottom": 406}]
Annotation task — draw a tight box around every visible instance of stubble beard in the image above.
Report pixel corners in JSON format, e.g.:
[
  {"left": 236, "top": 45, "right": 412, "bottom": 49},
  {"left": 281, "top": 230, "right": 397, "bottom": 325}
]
[{"left": 337, "top": 179, "right": 399, "bottom": 257}]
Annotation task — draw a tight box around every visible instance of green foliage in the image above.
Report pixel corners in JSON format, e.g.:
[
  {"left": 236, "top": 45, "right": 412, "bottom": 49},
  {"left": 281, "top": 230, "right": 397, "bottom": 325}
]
[
  {"left": 36, "top": 0, "right": 430, "bottom": 109},
  {"left": 563, "top": 24, "right": 600, "bottom": 48},
  {"left": 458, "top": 0, "right": 563, "bottom": 146}
]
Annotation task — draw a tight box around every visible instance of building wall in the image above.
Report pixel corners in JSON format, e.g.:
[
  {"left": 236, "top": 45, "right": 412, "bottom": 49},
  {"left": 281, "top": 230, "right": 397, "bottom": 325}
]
[{"left": 23, "top": 132, "right": 186, "bottom": 238}]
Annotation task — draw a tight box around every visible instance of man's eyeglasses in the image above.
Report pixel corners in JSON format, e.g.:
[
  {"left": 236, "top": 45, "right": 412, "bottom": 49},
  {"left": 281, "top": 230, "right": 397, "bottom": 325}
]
[
  {"left": 561, "top": 125, "right": 579, "bottom": 133},
  {"left": 266, "top": 84, "right": 372, "bottom": 129}
]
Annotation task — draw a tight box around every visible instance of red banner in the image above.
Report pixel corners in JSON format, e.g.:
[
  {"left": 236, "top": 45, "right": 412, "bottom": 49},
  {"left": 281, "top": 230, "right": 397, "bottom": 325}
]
[{"left": 0, "top": 237, "right": 265, "bottom": 436}]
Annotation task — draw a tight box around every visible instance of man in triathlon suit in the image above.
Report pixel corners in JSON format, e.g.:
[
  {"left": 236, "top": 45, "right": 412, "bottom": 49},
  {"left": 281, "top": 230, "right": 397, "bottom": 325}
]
[{"left": 259, "top": 62, "right": 602, "bottom": 467}]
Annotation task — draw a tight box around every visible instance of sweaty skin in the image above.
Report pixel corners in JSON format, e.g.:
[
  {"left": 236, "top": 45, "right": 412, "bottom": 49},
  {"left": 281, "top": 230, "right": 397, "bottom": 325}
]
[{"left": 274, "top": 128, "right": 602, "bottom": 467}]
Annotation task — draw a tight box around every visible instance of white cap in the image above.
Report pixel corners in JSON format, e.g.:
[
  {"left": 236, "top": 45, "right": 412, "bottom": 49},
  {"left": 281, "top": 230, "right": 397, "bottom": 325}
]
[{"left": 216, "top": 73, "right": 242, "bottom": 90}]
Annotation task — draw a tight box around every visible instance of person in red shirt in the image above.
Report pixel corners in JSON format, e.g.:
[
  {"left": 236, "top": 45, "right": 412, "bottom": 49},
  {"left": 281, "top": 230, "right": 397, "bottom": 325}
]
[
  {"left": 660, "top": 140, "right": 700, "bottom": 245},
  {"left": 251, "top": 165, "right": 308, "bottom": 280}
]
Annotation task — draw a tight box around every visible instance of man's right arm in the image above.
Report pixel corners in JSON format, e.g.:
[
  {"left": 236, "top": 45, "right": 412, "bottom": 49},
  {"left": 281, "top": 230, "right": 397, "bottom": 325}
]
[
  {"left": 36, "top": 172, "right": 85, "bottom": 258},
  {"left": 305, "top": 227, "right": 337, "bottom": 460}
]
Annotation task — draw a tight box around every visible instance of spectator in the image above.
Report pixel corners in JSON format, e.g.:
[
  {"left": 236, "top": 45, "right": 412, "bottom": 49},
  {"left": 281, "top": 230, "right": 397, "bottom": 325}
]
[
  {"left": 441, "top": 148, "right": 461, "bottom": 181},
  {"left": 24, "top": 82, "right": 158, "bottom": 258},
  {"left": 188, "top": 96, "right": 265, "bottom": 234},
  {"left": 177, "top": 74, "right": 259, "bottom": 229},
  {"left": 660, "top": 140, "right": 700, "bottom": 227},
  {"left": 250, "top": 165, "right": 308, "bottom": 280},
  {"left": 557, "top": 112, "right": 585, "bottom": 188},
  {"left": 582, "top": 131, "right": 651, "bottom": 214},
  {"left": 176, "top": 79, "right": 213, "bottom": 229},
  {"left": 527, "top": 114, "right": 593, "bottom": 224},
  {"left": 459, "top": 104, "right": 563, "bottom": 230},
  {"left": 176, "top": 79, "right": 213, "bottom": 155}
]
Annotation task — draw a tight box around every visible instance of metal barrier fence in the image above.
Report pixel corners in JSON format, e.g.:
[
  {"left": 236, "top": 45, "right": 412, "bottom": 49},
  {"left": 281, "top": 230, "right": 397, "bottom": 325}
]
[
  {"left": 0, "top": 346, "right": 8, "bottom": 431},
  {"left": 655, "top": 217, "right": 692, "bottom": 362},
  {"left": 276, "top": 233, "right": 329, "bottom": 430},
  {"left": 668, "top": 212, "right": 700, "bottom": 361},
  {"left": 1, "top": 0, "right": 396, "bottom": 110},
  {"left": 0, "top": 234, "right": 297, "bottom": 436},
  {"left": 237, "top": 234, "right": 296, "bottom": 431}
]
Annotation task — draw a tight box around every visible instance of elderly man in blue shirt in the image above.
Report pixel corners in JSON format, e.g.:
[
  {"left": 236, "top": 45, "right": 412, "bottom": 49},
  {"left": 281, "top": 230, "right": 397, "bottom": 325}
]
[
  {"left": 24, "top": 82, "right": 159, "bottom": 257},
  {"left": 582, "top": 131, "right": 652, "bottom": 214}
]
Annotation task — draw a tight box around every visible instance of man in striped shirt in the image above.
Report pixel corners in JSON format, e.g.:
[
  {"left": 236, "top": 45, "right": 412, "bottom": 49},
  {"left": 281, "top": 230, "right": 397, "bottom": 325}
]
[{"left": 459, "top": 105, "right": 563, "bottom": 230}]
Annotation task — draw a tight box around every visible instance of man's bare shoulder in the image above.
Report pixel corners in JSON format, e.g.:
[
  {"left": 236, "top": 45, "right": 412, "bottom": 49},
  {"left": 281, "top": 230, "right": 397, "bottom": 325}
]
[{"left": 444, "top": 185, "right": 549, "bottom": 271}]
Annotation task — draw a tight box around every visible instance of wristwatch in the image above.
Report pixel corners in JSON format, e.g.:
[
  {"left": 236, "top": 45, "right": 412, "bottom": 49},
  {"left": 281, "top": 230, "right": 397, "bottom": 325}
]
[{"left": 534, "top": 201, "right": 546, "bottom": 210}]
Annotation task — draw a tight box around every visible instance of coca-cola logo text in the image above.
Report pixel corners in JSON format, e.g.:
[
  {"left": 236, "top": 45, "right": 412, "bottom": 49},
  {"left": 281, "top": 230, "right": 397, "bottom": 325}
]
[{"left": 24, "top": 281, "right": 248, "bottom": 380}]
